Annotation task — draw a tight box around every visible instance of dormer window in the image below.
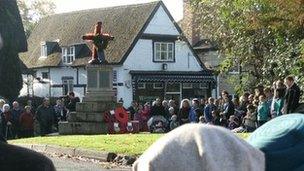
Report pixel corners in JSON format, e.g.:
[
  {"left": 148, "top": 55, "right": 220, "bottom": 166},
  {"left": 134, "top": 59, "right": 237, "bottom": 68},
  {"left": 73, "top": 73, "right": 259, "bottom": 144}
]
[
  {"left": 154, "top": 42, "right": 175, "bottom": 62},
  {"left": 62, "top": 46, "right": 75, "bottom": 64},
  {"left": 41, "top": 42, "right": 47, "bottom": 57}
]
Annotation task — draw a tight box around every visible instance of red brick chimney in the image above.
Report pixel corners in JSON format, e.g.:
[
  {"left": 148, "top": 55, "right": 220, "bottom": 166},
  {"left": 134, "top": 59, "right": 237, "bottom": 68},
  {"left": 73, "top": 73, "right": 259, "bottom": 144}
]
[{"left": 179, "top": 0, "right": 201, "bottom": 45}]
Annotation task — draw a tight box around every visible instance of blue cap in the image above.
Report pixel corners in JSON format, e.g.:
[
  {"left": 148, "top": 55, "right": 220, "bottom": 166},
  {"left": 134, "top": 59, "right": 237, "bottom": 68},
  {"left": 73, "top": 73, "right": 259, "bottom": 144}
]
[{"left": 247, "top": 114, "right": 304, "bottom": 171}]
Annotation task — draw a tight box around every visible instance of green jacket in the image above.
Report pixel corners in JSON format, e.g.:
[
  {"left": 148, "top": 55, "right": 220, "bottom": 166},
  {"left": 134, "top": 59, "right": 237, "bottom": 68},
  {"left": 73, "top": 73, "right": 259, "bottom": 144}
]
[
  {"left": 274, "top": 98, "right": 284, "bottom": 117},
  {"left": 258, "top": 102, "right": 269, "bottom": 121}
]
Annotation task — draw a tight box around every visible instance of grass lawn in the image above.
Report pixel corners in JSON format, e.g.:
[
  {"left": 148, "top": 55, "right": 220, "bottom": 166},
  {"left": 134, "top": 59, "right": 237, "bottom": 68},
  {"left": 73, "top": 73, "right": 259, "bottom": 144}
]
[{"left": 9, "top": 133, "right": 250, "bottom": 155}]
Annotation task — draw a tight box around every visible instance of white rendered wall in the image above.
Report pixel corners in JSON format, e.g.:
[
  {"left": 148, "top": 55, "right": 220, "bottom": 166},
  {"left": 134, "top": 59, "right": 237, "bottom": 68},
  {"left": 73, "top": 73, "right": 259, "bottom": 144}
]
[
  {"left": 144, "top": 6, "right": 179, "bottom": 35},
  {"left": 20, "top": 67, "right": 86, "bottom": 99}
]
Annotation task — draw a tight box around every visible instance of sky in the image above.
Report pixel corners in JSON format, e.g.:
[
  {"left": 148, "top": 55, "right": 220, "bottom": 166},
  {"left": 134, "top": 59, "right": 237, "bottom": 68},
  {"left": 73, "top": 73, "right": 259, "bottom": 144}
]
[{"left": 53, "top": 0, "right": 183, "bottom": 21}]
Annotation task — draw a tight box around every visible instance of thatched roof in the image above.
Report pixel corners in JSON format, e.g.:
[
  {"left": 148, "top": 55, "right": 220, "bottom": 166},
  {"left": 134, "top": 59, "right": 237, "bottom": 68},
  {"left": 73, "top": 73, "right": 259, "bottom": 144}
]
[
  {"left": 0, "top": 0, "right": 27, "bottom": 52},
  {"left": 20, "top": 1, "right": 161, "bottom": 69}
]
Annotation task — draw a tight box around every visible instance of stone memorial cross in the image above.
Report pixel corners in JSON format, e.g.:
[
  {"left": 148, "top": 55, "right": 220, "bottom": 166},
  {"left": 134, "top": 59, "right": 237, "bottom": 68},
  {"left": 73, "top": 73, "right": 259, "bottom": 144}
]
[{"left": 82, "top": 22, "right": 114, "bottom": 64}]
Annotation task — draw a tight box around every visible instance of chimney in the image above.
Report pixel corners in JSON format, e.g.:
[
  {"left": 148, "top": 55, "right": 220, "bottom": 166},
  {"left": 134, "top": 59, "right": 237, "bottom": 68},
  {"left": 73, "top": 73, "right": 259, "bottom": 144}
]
[{"left": 180, "top": 0, "right": 201, "bottom": 45}]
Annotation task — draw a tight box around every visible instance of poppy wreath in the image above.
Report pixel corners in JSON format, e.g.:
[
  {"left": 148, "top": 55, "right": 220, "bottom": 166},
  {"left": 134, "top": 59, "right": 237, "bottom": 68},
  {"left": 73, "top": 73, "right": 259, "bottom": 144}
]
[{"left": 115, "top": 107, "right": 129, "bottom": 124}]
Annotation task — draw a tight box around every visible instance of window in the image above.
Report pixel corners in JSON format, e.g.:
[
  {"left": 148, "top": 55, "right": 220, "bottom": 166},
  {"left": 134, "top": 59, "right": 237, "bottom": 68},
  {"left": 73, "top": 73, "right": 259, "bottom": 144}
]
[
  {"left": 41, "top": 44, "right": 47, "bottom": 57},
  {"left": 154, "top": 42, "right": 174, "bottom": 62},
  {"left": 183, "top": 83, "right": 193, "bottom": 89},
  {"left": 138, "top": 83, "right": 146, "bottom": 89},
  {"left": 153, "top": 83, "right": 163, "bottom": 89},
  {"left": 200, "top": 83, "right": 208, "bottom": 89},
  {"left": 41, "top": 72, "right": 49, "bottom": 79},
  {"left": 62, "top": 77, "right": 73, "bottom": 95},
  {"left": 62, "top": 46, "right": 75, "bottom": 64}
]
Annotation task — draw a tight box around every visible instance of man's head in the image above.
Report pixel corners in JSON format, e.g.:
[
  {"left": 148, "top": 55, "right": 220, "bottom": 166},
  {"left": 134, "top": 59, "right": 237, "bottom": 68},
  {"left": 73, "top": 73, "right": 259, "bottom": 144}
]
[
  {"left": 259, "top": 94, "right": 266, "bottom": 103},
  {"left": 12, "top": 101, "right": 19, "bottom": 109},
  {"left": 200, "top": 98, "right": 205, "bottom": 105},
  {"left": 68, "top": 91, "right": 75, "bottom": 99},
  {"left": 155, "top": 98, "right": 161, "bottom": 106},
  {"left": 208, "top": 97, "right": 215, "bottom": 104},
  {"left": 264, "top": 87, "right": 272, "bottom": 98},
  {"left": 285, "top": 76, "right": 295, "bottom": 88},
  {"left": 43, "top": 98, "right": 50, "bottom": 106},
  {"left": 56, "top": 99, "right": 62, "bottom": 105},
  {"left": 168, "top": 100, "right": 176, "bottom": 107},
  {"left": 221, "top": 90, "right": 229, "bottom": 99},
  {"left": 192, "top": 98, "right": 200, "bottom": 107},
  {"left": 162, "top": 100, "right": 168, "bottom": 107}
]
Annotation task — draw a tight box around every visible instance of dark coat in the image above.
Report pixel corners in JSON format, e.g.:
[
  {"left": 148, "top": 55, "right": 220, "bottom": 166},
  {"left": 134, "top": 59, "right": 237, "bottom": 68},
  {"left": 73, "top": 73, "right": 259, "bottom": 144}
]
[
  {"left": 178, "top": 107, "right": 191, "bottom": 124},
  {"left": 0, "top": 142, "right": 55, "bottom": 171},
  {"left": 285, "top": 83, "right": 301, "bottom": 113},
  {"left": 66, "top": 97, "right": 80, "bottom": 112},
  {"left": 150, "top": 105, "right": 167, "bottom": 117},
  {"left": 36, "top": 105, "right": 55, "bottom": 128}
]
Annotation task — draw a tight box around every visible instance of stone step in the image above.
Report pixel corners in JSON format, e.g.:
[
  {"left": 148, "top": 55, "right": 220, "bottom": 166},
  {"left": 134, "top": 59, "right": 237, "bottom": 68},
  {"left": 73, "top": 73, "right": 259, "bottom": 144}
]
[
  {"left": 58, "top": 121, "right": 108, "bottom": 135},
  {"left": 68, "top": 112, "right": 104, "bottom": 122},
  {"left": 76, "top": 101, "right": 115, "bottom": 112}
]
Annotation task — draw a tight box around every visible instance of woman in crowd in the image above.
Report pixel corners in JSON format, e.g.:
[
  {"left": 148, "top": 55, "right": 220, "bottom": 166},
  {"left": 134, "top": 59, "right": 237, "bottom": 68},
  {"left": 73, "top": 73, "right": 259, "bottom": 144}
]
[
  {"left": 19, "top": 106, "right": 34, "bottom": 138},
  {"left": 178, "top": 99, "right": 191, "bottom": 125}
]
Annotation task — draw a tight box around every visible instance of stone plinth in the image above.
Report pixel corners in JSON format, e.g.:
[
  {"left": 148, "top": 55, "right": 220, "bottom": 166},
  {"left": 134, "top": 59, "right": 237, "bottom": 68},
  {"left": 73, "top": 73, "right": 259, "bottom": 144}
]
[{"left": 59, "top": 65, "right": 116, "bottom": 135}]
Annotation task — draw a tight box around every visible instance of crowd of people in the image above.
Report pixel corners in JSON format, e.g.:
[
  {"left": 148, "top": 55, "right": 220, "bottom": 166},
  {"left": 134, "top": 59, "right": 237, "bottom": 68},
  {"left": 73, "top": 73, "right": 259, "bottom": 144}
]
[
  {"left": 0, "top": 92, "right": 80, "bottom": 140},
  {"left": 0, "top": 76, "right": 301, "bottom": 139},
  {"left": 128, "top": 75, "right": 302, "bottom": 133}
]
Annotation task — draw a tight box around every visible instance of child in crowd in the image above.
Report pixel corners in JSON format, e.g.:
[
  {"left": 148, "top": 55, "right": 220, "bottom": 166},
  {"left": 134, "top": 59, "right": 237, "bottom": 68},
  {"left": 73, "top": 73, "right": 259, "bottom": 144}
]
[
  {"left": 204, "top": 97, "right": 215, "bottom": 124},
  {"left": 274, "top": 89, "right": 285, "bottom": 117},
  {"left": 198, "top": 116, "right": 205, "bottom": 123},
  {"left": 212, "top": 110, "right": 221, "bottom": 126},
  {"left": 169, "top": 115, "right": 179, "bottom": 130},
  {"left": 19, "top": 106, "right": 34, "bottom": 138},
  {"left": 228, "top": 115, "right": 239, "bottom": 130},
  {"left": 242, "top": 105, "right": 257, "bottom": 132},
  {"left": 257, "top": 95, "right": 269, "bottom": 127}
]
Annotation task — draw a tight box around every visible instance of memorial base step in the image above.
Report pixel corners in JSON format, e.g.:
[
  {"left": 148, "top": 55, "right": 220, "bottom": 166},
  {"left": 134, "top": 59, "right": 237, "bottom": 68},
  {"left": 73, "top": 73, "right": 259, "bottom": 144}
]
[{"left": 58, "top": 121, "right": 107, "bottom": 135}]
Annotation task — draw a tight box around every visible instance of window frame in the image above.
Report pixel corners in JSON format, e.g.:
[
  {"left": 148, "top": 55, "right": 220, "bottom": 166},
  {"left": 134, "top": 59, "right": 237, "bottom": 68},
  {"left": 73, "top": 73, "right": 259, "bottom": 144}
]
[
  {"left": 153, "top": 41, "right": 175, "bottom": 62},
  {"left": 62, "top": 77, "right": 74, "bottom": 95},
  {"left": 41, "top": 72, "right": 49, "bottom": 79},
  {"left": 200, "top": 83, "right": 208, "bottom": 89},
  {"left": 62, "top": 46, "right": 75, "bottom": 65},
  {"left": 183, "top": 83, "right": 193, "bottom": 89},
  {"left": 41, "top": 44, "right": 47, "bottom": 57},
  {"left": 138, "top": 82, "right": 146, "bottom": 89},
  {"left": 153, "top": 83, "right": 163, "bottom": 89}
]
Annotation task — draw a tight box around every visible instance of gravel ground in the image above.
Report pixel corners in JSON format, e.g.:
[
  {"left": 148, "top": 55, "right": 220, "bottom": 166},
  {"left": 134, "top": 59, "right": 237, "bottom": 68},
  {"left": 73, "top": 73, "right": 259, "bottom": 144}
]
[{"left": 44, "top": 152, "right": 131, "bottom": 171}]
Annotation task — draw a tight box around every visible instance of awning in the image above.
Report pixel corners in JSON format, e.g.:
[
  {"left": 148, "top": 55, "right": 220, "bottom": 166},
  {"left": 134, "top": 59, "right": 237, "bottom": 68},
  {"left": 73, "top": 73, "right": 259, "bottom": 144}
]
[{"left": 130, "top": 70, "right": 216, "bottom": 86}]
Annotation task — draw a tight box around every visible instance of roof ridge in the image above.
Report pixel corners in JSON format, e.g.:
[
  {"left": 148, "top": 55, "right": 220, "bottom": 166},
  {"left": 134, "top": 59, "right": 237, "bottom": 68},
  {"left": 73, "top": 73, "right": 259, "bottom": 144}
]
[{"left": 49, "top": 1, "right": 161, "bottom": 17}]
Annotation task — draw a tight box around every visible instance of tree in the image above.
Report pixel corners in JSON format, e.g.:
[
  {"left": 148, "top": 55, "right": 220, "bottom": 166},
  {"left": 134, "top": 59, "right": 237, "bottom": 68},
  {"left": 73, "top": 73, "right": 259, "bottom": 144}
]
[
  {"left": 191, "top": 0, "right": 304, "bottom": 95},
  {"left": 17, "top": 0, "right": 55, "bottom": 37}
]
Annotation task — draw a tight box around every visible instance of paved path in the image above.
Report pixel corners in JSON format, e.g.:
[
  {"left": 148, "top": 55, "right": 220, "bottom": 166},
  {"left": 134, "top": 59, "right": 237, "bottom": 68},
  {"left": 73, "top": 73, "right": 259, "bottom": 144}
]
[{"left": 47, "top": 154, "right": 131, "bottom": 171}]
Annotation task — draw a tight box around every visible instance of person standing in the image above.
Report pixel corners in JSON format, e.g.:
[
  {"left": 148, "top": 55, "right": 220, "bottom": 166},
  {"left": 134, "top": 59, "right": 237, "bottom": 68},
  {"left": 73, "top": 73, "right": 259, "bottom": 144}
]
[
  {"left": 36, "top": 98, "right": 55, "bottom": 136},
  {"left": 204, "top": 97, "right": 215, "bottom": 124},
  {"left": 19, "top": 106, "right": 34, "bottom": 138},
  {"left": 284, "top": 76, "right": 301, "bottom": 114},
  {"left": 257, "top": 95, "right": 269, "bottom": 127},
  {"left": 178, "top": 99, "right": 191, "bottom": 125},
  {"left": 54, "top": 99, "right": 67, "bottom": 122},
  {"left": 11, "top": 101, "right": 22, "bottom": 138},
  {"left": 66, "top": 92, "right": 80, "bottom": 112},
  {"left": 128, "top": 101, "right": 138, "bottom": 120}
]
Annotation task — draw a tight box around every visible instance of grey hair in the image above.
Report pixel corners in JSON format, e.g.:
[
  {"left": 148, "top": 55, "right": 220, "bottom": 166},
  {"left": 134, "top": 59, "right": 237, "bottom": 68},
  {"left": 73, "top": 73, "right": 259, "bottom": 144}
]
[{"left": 3, "top": 104, "right": 10, "bottom": 112}]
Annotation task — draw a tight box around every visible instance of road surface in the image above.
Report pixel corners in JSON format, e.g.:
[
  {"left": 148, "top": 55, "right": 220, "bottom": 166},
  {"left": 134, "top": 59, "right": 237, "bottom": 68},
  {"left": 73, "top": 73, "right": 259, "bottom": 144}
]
[{"left": 47, "top": 154, "right": 131, "bottom": 171}]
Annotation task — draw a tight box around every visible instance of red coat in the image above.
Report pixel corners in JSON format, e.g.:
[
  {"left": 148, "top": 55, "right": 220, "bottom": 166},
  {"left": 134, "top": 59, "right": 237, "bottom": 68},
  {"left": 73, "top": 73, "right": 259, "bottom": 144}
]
[
  {"left": 19, "top": 112, "right": 34, "bottom": 130},
  {"left": 3, "top": 111, "right": 12, "bottom": 122}
]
